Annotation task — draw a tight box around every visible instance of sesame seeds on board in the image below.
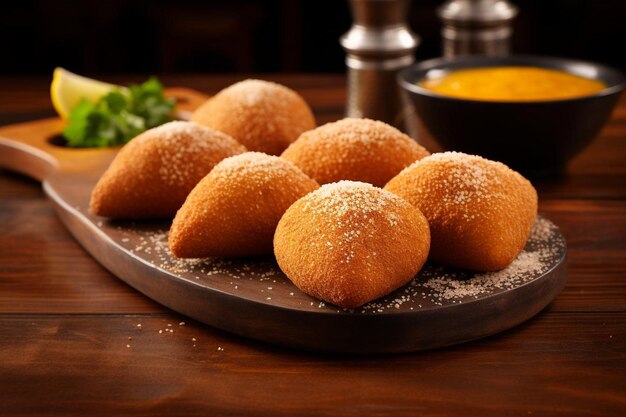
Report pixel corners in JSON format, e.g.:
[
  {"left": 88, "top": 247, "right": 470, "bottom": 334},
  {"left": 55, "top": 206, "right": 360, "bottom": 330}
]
[{"left": 110, "top": 215, "right": 564, "bottom": 314}]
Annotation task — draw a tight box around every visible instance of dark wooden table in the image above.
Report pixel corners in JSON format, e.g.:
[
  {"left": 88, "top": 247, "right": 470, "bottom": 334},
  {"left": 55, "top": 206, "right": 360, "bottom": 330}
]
[{"left": 1, "top": 75, "right": 625, "bottom": 417}]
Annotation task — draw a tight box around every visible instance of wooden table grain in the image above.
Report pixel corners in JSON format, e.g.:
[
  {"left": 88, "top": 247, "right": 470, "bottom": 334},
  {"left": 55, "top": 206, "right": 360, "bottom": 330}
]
[{"left": 1, "top": 75, "right": 625, "bottom": 417}]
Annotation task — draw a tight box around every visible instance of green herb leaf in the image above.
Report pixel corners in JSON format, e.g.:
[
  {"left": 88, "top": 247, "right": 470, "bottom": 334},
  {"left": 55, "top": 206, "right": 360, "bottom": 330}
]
[{"left": 62, "top": 77, "right": 175, "bottom": 148}]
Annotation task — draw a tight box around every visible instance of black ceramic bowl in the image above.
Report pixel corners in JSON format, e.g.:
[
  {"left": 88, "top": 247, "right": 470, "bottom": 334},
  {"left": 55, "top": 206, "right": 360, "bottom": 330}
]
[{"left": 398, "top": 55, "right": 625, "bottom": 176}]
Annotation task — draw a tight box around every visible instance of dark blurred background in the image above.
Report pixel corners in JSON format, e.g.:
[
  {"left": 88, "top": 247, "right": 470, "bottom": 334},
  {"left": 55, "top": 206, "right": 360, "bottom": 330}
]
[{"left": 2, "top": 0, "right": 626, "bottom": 75}]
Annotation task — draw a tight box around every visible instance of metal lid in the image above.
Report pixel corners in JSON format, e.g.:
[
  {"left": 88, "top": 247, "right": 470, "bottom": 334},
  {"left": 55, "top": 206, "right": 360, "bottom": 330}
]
[
  {"left": 438, "top": 0, "right": 518, "bottom": 24},
  {"left": 340, "top": 0, "right": 419, "bottom": 56}
]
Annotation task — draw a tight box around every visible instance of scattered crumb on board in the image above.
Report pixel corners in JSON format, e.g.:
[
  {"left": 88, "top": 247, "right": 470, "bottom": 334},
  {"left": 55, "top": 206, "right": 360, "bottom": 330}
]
[{"left": 114, "top": 217, "right": 563, "bottom": 314}]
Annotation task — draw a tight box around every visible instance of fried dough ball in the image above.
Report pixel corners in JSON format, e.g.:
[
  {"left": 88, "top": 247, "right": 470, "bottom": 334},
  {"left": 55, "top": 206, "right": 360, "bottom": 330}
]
[
  {"left": 169, "top": 152, "right": 319, "bottom": 258},
  {"left": 281, "top": 118, "right": 430, "bottom": 187},
  {"left": 274, "top": 181, "right": 430, "bottom": 309},
  {"left": 385, "top": 152, "right": 538, "bottom": 271},
  {"left": 90, "top": 121, "right": 246, "bottom": 219},
  {"left": 191, "top": 79, "right": 316, "bottom": 155}
]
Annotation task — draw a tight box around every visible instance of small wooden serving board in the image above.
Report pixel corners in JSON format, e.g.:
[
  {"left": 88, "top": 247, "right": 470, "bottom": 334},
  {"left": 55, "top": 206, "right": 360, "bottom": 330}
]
[{"left": 0, "top": 87, "right": 567, "bottom": 354}]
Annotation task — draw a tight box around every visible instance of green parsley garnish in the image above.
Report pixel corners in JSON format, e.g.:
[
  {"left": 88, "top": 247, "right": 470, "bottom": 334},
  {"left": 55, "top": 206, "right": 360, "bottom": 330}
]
[{"left": 62, "top": 77, "right": 175, "bottom": 147}]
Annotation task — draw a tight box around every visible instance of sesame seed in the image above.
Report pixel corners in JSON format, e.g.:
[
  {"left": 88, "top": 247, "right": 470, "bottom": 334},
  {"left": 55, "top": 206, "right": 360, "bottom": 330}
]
[{"left": 112, "top": 203, "right": 558, "bottom": 317}]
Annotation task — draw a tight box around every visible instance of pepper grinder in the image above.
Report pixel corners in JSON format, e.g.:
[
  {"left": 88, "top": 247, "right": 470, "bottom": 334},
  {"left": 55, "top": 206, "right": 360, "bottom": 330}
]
[
  {"left": 438, "top": 0, "right": 518, "bottom": 57},
  {"left": 341, "top": 0, "right": 419, "bottom": 131}
]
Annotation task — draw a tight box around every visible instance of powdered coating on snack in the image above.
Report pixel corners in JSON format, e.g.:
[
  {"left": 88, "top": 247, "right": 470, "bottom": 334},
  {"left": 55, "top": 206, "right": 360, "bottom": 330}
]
[
  {"left": 167, "top": 151, "right": 319, "bottom": 258},
  {"left": 394, "top": 151, "right": 512, "bottom": 213},
  {"left": 191, "top": 79, "right": 316, "bottom": 155},
  {"left": 90, "top": 120, "right": 246, "bottom": 219},
  {"left": 281, "top": 118, "right": 429, "bottom": 187},
  {"left": 297, "top": 181, "right": 411, "bottom": 261},
  {"left": 214, "top": 152, "right": 311, "bottom": 183},
  {"left": 224, "top": 79, "right": 297, "bottom": 107},
  {"left": 385, "top": 151, "right": 538, "bottom": 271},
  {"left": 273, "top": 180, "right": 431, "bottom": 308},
  {"left": 148, "top": 121, "right": 246, "bottom": 187}
]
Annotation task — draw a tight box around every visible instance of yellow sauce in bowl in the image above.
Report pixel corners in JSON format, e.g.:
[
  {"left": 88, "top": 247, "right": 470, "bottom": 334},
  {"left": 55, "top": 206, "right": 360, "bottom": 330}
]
[{"left": 419, "top": 66, "right": 606, "bottom": 102}]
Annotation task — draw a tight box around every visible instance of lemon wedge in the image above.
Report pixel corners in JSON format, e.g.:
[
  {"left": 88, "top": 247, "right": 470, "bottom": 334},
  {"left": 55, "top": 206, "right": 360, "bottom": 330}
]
[{"left": 51, "top": 67, "right": 123, "bottom": 119}]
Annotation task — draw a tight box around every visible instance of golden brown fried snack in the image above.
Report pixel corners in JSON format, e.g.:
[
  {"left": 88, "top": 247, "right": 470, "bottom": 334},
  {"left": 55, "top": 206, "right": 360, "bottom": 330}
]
[
  {"left": 274, "top": 181, "right": 430, "bottom": 309},
  {"left": 191, "top": 79, "right": 316, "bottom": 155},
  {"left": 281, "top": 118, "right": 430, "bottom": 187},
  {"left": 385, "top": 152, "right": 538, "bottom": 271},
  {"left": 169, "top": 152, "right": 319, "bottom": 258},
  {"left": 90, "top": 121, "right": 246, "bottom": 219}
]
